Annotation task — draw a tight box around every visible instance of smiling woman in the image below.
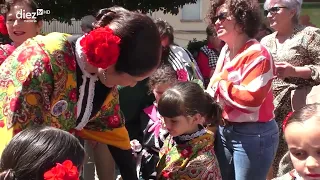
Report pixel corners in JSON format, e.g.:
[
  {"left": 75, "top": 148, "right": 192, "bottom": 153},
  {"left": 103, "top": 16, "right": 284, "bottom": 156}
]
[
  {"left": 3, "top": 0, "right": 42, "bottom": 47},
  {"left": 207, "top": 0, "right": 279, "bottom": 180},
  {"left": 0, "top": 0, "right": 42, "bottom": 65}
]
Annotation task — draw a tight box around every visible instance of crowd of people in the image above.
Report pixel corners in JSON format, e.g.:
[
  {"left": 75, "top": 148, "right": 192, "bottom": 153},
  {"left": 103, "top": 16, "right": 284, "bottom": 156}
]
[{"left": 0, "top": 0, "right": 319, "bottom": 180}]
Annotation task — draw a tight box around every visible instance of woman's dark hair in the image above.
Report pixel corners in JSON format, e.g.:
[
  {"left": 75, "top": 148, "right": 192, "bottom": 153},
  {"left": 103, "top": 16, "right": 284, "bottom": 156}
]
[
  {"left": 2, "top": 0, "right": 42, "bottom": 21},
  {"left": 285, "top": 103, "right": 320, "bottom": 131},
  {"left": 94, "top": 7, "right": 161, "bottom": 76},
  {"left": 148, "top": 64, "right": 178, "bottom": 93},
  {"left": 0, "top": 126, "right": 85, "bottom": 180},
  {"left": 208, "top": 0, "right": 262, "bottom": 38},
  {"left": 158, "top": 82, "right": 222, "bottom": 126},
  {"left": 154, "top": 19, "right": 174, "bottom": 45}
]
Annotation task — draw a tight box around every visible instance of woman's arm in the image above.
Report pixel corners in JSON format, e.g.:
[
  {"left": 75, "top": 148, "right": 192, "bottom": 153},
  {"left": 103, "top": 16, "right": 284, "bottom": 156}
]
[
  {"left": 210, "top": 49, "right": 274, "bottom": 113},
  {"left": 305, "top": 29, "right": 320, "bottom": 82},
  {"left": 292, "top": 66, "right": 312, "bottom": 79},
  {"left": 285, "top": 29, "right": 320, "bottom": 80}
]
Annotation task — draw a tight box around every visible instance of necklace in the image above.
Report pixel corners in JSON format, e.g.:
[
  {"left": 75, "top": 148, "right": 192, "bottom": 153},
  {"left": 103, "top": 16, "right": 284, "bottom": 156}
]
[{"left": 176, "top": 127, "right": 206, "bottom": 141}]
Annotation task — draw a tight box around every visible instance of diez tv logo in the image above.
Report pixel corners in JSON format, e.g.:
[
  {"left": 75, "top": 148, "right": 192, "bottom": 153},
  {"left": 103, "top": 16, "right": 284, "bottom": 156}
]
[{"left": 16, "top": 9, "right": 50, "bottom": 22}]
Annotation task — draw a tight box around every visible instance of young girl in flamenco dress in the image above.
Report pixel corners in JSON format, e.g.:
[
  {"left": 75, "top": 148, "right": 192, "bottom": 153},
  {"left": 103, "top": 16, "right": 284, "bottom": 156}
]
[
  {"left": 273, "top": 104, "right": 320, "bottom": 180},
  {"left": 156, "top": 82, "right": 222, "bottom": 180},
  {"left": 130, "top": 64, "right": 189, "bottom": 179}
]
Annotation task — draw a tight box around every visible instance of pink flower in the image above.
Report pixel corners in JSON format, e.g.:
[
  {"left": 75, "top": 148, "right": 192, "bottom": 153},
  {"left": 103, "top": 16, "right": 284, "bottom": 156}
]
[
  {"left": 0, "top": 15, "right": 8, "bottom": 35},
  {"left": 162, "top": 170, "right": 171, "bottom": 178},
  {"left": 180, "top": 146, "right": 193, "bottom": 158},
  {"left": 0, "top": 120, "right": 4, "bottom": 128},
  {"left": 177, "top": 69, "right": 188, "bottom": 82},
  {"left": 68, "top": 89, "right": 77, "bottom": 102},
  {"left": 107, "top": 115, "right": 121, "bottom": 128}
]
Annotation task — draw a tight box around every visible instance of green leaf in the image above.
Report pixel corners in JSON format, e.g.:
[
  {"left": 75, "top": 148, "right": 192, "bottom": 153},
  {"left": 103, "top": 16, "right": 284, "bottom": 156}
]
[{"left": 52, "top": 64, "right": 60, "bottom": 73}]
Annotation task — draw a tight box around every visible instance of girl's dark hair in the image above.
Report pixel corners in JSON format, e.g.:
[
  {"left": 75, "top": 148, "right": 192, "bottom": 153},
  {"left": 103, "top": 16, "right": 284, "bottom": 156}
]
[
  {"left": 208, "top": 0, "right": 262, "bottom": 38},
  {"left": 158, "top": 82, "right": 222, "bottom": 126},
  {"left": 2, "top": 0, "right": 42, "bottom": 21},
  {"left": 94, "top": 7, "right": 161, "bottom": 76},
  {"left": 0, "top": 126, "right": 85, "bottom": 180},
  {"left": 148, "top": 64, "right": 178, "bottom": 93},
  {"left": 285, "top": 103, "right": 320, "bottom": 129}
]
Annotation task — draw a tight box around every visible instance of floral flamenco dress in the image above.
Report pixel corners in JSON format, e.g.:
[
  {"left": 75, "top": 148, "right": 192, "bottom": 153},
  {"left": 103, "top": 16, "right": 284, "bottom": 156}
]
[
  {"left": 156, "top": 128, "right": 222, "bottom": 180},
  {"left": 0, "top": 32, "right": 135, "bottom": 177}
]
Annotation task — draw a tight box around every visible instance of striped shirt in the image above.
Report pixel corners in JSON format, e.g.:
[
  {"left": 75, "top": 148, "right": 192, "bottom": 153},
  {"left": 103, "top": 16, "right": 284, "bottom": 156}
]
[{"left": 206, "top": 39, "right": 275, "bottom": 123}]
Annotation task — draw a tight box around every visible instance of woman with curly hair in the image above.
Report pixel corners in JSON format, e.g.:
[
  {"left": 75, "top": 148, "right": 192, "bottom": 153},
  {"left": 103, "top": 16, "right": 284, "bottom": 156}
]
[{"left": 206, "top": 0, "right": 279, "bottom": 179}]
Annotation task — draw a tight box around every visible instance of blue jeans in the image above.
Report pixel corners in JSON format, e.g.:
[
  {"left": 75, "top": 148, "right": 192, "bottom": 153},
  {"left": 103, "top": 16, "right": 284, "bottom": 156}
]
[{"left": 215, "top": 120, "right": 279, "bottom": 180}]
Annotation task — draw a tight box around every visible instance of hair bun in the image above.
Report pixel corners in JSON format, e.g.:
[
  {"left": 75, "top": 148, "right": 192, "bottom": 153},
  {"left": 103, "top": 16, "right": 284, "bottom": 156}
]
[
  {"left": 94, "top": 8, "right": 117, "bottom": 28},
  {"left": 0, "top": 169, "right": 15, "bottom": 180}
]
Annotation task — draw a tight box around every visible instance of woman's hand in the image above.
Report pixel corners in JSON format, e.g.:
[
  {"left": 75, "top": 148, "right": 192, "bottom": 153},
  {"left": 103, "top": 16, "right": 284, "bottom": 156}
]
[{"left": 275, "top": 62, "right": 296, "bottom": 79}]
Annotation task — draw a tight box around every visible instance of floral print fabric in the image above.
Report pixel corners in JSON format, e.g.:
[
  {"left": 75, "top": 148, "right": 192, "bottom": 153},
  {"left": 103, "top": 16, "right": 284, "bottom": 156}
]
[
  {"left": 157, "top": 131, "right": 221, "bottom": 180},
  {"left": 0, "top": 32, "right": 130, "bottom": 155}
]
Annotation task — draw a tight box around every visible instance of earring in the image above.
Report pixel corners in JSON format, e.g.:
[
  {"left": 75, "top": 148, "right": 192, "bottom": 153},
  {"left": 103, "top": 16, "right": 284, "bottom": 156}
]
[{"left": 102, "top": 69, "right": 108, "bottom": 82}]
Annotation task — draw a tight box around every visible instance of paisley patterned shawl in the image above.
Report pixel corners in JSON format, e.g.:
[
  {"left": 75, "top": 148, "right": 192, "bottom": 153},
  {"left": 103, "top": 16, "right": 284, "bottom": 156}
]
[
  {"left": 0, "top": 32, "right": 130, "bottom": 156},
  {"left": 157, "top": 131, "right": 221, "bottom": 180}
]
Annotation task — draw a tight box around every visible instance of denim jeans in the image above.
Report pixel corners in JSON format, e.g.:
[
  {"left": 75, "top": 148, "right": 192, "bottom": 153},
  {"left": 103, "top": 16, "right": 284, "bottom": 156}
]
[{"left": 215, "top": 120, "right": 279, "bottom": 180}]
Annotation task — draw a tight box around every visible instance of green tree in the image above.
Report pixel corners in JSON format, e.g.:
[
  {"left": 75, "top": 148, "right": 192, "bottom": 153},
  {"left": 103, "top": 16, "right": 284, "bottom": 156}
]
[{"left": 35, "top": 0, "right": 197, "bottom": 23}]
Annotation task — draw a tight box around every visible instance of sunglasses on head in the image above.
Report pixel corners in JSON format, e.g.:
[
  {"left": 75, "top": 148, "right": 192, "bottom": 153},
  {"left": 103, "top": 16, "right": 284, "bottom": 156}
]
[
  {"left": 264, "top": 6, "right": 287, "bottom": 16},
  {"left": 212, "top": 12, "right": 228, "bottom": 23}
]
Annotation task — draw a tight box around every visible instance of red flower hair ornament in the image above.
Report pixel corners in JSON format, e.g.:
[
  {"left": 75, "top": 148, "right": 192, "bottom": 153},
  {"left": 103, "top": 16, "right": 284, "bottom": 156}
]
[
  {"left": 0, "top": 15, "right": 8, "bottom": 35},
  {"left": 282, "top": 111, "right": 293, "bottom": 132},
  {"left": 177, "top": 69, "right": 188, "bottom": 82},
  {"left": 44, "top": 160, "right": 80, "bottom": 180},
  {"left": 80, "top": 26, "right": 121, "bottom": 69}
]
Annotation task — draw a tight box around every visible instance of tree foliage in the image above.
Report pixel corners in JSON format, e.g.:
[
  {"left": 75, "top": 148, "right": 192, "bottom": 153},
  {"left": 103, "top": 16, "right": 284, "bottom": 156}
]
[{"left": 34, "top": 0, "right": 198, "bottom": 23}]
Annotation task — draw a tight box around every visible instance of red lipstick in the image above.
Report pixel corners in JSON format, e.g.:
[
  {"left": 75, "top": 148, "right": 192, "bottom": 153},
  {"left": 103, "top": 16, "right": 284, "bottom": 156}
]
[{"left": 307, "top": 174, "right": 320, "bottom": 178}]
